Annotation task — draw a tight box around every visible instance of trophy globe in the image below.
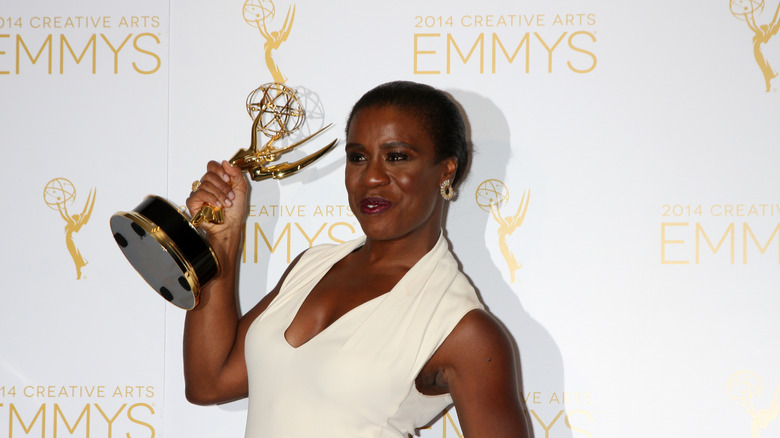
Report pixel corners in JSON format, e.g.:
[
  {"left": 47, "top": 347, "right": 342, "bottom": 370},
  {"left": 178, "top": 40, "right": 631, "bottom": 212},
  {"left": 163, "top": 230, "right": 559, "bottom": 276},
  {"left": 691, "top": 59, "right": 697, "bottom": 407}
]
[
  {"left": 728, "top": 371, "right": 763, "bottom": 402},
  {"left": 246, "top": 82, "right": 305, "bottom": 140},
  {"left": 730, "top": 0, "right": 765, "bottom": 19},
  {"left": 243, "top": 0, "right": 275, "bottom": 25},
  {"left": 476, "top": 179, "right": 509, "bottom": 212},
  {"left": 44, "top": 178, "right": 77, "bottom": 210}
]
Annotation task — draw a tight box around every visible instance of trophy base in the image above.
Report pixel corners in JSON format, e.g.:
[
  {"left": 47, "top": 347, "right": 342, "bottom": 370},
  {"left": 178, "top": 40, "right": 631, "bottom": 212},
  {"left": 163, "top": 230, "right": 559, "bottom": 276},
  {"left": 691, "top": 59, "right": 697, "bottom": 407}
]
[{"left": 110, "top": 195, "right": 220, "bottom": 310}]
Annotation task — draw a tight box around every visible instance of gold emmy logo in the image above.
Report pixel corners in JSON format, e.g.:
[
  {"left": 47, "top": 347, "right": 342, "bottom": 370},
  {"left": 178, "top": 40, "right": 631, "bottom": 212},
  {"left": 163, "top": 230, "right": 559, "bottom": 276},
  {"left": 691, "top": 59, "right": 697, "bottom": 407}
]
[
  {"left": 476, "top": 179, "right": 530, "bottom": 283},
  {"left": 729, "top": 371, "right": 780, "bottom": 437},
  {"left": 44, "top": 178, "right": 97, "bottom": 279},
  {"left": 243, "top": 0, "right": 296, "bottom": 83},
  {"left": 730, "top": 0, "right": 780, "bottom": 91}
]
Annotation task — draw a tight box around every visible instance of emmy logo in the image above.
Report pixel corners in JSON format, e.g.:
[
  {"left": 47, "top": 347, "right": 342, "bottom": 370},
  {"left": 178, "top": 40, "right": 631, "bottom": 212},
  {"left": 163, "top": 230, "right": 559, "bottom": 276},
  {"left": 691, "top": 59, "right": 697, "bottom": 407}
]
[
  {"left": 730, "top": 0, "right": 780, "bottom": 91},
  {"left": 728, "top": 371, "right": 780, "bottom": 437},
  {"left": 243, "top": 0, "right": 295, "bottom": 83},
  {"left": 44, "top": 178, "right": 97, "bottom": 280},
  {"left": 476, "top": 179, "right": 530, "bottom": 283}
]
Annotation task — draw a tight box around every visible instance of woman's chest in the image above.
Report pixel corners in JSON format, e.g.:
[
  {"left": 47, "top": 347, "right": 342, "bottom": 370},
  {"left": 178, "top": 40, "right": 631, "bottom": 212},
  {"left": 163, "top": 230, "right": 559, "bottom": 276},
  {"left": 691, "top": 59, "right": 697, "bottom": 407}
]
[{"left": 284, "top": 262, "right": 408, "bottom": 348}]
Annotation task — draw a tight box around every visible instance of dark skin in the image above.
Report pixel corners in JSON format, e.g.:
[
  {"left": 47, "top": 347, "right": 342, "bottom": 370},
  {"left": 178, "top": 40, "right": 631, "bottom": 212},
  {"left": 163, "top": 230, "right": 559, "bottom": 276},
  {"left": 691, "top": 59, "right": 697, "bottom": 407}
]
[{"left": 183, "top": 105, "right": 530, "bottom": 437}]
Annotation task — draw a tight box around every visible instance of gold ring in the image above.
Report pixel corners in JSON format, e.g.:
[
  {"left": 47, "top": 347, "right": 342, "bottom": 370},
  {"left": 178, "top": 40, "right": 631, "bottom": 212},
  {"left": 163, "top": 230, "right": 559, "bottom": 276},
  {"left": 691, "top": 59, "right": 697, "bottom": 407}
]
[{"left": 191, "top": 180, "right": 201, "bottom": 191}]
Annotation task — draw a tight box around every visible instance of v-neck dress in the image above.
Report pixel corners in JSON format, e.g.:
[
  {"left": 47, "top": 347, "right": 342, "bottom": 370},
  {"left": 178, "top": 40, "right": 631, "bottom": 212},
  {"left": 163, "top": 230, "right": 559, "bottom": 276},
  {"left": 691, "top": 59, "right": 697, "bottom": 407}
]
[{"left": 243, "top": 233, "right": 483, "bottom": 438}]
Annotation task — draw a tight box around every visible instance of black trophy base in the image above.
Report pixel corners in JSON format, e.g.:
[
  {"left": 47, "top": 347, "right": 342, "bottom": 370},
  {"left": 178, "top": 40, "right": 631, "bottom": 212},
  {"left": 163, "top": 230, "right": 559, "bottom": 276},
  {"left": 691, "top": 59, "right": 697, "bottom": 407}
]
[{"left": 110, "top": 195, "right": 219, "bottom": 310}]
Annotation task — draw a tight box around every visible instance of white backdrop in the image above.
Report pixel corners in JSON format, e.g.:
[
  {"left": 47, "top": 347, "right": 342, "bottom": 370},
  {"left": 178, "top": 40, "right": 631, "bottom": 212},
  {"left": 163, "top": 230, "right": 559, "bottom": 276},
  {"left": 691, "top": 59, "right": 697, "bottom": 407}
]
[{"left": 2, "top": 0, "right": 779, "bottom": 437}]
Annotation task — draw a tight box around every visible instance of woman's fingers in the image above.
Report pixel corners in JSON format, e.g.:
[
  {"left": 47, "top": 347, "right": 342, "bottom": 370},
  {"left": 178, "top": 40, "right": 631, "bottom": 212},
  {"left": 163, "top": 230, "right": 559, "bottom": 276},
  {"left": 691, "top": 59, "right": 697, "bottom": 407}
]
[
  {"left": 187, "top": 161, "right": 236, "bottom": 212},
  {"left": 221, "top": 160, "right": 246, "bottom": 199}
]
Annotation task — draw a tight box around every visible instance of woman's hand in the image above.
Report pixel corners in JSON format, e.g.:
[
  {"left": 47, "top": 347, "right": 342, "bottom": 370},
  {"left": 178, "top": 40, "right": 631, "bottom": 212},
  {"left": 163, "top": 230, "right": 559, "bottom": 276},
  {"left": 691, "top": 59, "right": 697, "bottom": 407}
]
[{"left": 186, "top": 160, "right": 249, "bottom": 251}]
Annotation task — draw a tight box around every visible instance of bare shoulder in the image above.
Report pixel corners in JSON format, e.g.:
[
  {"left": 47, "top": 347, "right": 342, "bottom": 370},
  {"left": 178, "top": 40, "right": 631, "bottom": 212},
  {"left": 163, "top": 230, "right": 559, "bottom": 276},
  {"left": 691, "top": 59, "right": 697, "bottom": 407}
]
[
  {"left": 435, "top": 309, "right": 517, "bottom": 376},
  {"left": 428, "top": 309, "right": 531, "bottom": 437},
  {"left": 453, "top": 309, "right": 512, "bottom": 346}
]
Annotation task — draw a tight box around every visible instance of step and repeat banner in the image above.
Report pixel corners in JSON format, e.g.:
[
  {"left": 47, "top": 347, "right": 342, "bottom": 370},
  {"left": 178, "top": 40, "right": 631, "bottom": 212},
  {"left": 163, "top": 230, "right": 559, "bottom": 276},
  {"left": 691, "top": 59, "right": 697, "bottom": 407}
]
[{"left": 2, "top": 0, "right": 779, "bottom": 437}]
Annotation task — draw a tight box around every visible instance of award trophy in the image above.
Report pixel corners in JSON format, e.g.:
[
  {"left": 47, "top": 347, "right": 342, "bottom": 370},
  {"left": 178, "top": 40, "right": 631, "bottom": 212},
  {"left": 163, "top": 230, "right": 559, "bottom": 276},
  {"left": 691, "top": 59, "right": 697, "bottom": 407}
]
[{"left": 110, "top": 83, "right": 337, "bottom": 309}]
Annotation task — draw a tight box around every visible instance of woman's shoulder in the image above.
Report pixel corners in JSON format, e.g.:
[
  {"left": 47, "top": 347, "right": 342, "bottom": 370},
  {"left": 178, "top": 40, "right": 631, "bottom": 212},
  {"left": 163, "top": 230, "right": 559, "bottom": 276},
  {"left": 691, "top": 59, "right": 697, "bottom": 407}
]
[
  {"left": 427, "top": 308, "right": 517, "bottom": 385},
  {"left": 448, "top": 309, "right": 514, "bottom": 353},
  {"left": 419, "top": 308, "right": 518, "bottom": 396},
  {"left": 433, "top": 309, "right": 528, "bottom": 435}
]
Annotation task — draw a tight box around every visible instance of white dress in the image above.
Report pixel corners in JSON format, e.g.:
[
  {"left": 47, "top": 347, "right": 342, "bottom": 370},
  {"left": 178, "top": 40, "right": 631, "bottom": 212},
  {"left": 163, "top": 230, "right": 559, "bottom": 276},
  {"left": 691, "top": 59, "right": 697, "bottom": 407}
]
[{"left": 243, "top": 233, "right": 483, "bottom": 438}]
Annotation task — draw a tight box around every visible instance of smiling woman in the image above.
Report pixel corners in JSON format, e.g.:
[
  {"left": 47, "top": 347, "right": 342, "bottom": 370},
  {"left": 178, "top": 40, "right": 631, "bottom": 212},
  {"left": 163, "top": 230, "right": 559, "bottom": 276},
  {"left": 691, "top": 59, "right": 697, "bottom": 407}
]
[
  {"left": 181, "top": 81, "right": 530, "bottom": 438},
  {"left": 344, "top": 105, "right": 452, "bottom": 245}
]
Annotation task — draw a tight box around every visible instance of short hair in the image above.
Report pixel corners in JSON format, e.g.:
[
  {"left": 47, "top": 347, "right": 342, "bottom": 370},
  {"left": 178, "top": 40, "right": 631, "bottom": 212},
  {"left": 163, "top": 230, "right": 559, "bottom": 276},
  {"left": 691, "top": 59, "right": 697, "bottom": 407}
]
[{"left": 346, "top": 81, "right": 469, "bottom": 186}]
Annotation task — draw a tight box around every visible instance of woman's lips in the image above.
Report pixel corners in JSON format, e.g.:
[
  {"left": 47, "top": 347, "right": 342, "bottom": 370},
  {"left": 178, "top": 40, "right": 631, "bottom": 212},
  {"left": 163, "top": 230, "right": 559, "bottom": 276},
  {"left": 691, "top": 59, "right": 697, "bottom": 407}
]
[{"left": 360, "top": 197, "right": 392, "bottom": 215}]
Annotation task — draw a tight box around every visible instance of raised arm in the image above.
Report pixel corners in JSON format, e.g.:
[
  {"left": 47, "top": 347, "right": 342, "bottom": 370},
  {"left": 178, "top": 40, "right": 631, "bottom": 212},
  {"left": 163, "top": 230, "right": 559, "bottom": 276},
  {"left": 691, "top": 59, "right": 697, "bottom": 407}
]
[
  {"left": 182, "top": 160, "right": 251, "bottom": 404},
  {"left": 182, "top": 160, "right": 299, "bottom": 405}
]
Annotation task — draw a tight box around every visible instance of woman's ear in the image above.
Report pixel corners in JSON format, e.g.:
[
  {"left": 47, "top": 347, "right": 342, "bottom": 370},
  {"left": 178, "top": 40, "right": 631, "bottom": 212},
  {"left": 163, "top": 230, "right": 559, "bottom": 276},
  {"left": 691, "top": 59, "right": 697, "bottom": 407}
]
[{"left": 441, "top": 157, "right": 458, "bottom": 183}]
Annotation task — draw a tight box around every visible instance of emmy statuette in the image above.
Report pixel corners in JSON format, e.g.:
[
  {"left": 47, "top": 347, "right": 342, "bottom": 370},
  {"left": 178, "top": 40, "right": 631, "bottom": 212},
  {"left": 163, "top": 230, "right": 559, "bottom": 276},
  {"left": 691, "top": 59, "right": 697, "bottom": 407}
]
[{"left": 110, "top": 83, "right": 337, "bottom": 309}]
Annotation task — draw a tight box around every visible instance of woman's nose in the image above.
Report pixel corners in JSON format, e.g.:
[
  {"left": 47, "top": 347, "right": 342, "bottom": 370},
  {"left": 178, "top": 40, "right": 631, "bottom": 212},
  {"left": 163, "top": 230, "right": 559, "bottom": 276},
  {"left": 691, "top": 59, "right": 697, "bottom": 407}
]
[{"left": 361, "top": 158, "right": 390, "bottom": 186}]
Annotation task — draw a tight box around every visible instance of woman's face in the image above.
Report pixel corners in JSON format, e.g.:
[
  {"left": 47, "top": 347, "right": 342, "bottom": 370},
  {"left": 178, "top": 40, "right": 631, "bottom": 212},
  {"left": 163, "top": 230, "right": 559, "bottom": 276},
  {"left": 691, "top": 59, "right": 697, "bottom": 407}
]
[{"left": 345, "top": 105, "right": 456, "bottom": 243}]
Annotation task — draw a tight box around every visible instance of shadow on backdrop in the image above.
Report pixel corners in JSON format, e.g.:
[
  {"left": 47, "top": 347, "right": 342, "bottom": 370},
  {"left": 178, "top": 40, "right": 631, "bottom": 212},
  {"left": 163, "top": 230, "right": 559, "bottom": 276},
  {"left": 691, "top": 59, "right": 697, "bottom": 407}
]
[{"left": 444, "top": 89, "right": 570, "bottom": 438}]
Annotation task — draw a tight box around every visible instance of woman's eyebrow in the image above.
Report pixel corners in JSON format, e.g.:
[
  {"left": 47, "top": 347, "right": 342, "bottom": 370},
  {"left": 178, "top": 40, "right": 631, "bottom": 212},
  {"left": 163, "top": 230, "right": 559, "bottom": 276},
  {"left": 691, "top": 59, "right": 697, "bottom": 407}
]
[
  {"left": 345, "top": 142, "right": 418, "bottom": 152},
  {"left": 380, "top": 141, "right": 418, "bottom": 152},
  {"left": 344, "top": 142, "right": 365, "bottom": 151}
]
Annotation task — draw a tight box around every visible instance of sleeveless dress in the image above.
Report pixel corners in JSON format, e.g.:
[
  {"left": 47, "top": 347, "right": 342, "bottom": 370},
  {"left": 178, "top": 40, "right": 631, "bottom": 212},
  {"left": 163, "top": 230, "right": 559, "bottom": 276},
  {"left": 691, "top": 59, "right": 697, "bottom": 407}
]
[{"left": 243, "top": 233, "right": 483, "bottom": 438}]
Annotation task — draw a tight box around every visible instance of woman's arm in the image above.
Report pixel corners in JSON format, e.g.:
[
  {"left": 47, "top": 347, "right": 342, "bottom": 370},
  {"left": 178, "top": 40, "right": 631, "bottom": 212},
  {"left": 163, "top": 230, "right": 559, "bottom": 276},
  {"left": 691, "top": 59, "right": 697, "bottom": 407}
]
[
  {"left": 182, "top": 160, "right": 250, "bottom": 404},
  {"left": 181, "top": 160, "right": 300, "bottom": 405},
  {"left": 431, "top": 309, "right": 532, "bottom": 437}
]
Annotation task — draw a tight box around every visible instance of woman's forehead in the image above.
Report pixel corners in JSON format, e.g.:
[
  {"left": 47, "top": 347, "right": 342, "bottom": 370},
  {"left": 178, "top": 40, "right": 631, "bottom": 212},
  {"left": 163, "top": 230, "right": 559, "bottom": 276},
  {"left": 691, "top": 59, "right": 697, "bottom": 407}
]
[{"left": 347, "top": 106, "right": 430, "bottom": 141}]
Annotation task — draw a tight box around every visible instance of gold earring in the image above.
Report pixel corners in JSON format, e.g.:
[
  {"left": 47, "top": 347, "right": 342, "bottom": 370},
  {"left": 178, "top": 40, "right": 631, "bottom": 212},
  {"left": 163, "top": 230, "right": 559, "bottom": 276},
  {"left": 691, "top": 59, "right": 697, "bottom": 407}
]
[{"left": 440, "top": 179, "right": 454, "bottom": 201}]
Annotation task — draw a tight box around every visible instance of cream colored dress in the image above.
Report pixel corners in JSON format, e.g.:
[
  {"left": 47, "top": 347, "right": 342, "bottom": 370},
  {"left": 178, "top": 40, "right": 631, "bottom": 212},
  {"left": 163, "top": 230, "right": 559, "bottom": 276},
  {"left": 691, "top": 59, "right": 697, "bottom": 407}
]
[{"left": 243, "top": 233, "right": 483, "bottom": 438}]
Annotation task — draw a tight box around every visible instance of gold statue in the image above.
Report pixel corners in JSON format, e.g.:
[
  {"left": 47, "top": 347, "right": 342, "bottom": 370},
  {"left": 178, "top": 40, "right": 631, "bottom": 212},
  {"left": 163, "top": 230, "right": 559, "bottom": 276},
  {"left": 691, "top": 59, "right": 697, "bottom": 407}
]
[
  {"left": 489, "top": 189, "right": 530, "bottom": 283},
  {"left": 476, "top": 179, "right": 530, "bottom": 283},
  {"left": 243, "top": 0, "right": 295, "bottom": 83},
  {"left": 44, "top": 178, "right": 96, "bottom": 279},
  {"left": 229, "top": 82, "right": 334, "bottom": 181},
  {"left": 191, "top": 83, "right": 337, "bottom": 226},
  {"left": 729, "top": 371, "right": 780, "bottom": 438},
  {"left": 731, "top": 0, "right": 780, "bottom": 91}
]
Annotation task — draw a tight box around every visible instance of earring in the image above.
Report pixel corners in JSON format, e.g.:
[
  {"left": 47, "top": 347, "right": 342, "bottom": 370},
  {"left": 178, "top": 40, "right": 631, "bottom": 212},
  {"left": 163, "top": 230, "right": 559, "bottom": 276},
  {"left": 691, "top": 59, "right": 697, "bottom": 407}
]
[{"left": 440, "top": 179, "right": 455, "bottom": 201}]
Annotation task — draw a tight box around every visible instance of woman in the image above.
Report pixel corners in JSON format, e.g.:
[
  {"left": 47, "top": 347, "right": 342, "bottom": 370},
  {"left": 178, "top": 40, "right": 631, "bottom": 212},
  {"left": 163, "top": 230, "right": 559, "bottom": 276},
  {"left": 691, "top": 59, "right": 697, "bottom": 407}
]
[{"left": 183, "top": 81, "right": 530, "bottom": 437}]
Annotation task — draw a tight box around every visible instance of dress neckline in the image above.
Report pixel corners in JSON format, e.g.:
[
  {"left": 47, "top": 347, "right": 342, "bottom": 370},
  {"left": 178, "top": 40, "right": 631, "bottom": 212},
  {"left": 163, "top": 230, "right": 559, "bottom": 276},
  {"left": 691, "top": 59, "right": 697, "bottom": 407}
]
[{"left": 280, "top": 232, "right": 446, "bottom": 349}]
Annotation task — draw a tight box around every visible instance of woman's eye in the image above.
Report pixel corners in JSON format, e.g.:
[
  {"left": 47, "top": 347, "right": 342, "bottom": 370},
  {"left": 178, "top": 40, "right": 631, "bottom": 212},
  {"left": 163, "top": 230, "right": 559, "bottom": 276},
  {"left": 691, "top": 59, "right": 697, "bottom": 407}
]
[
  {"left": 387, "top": 152, "right": 408, "bottom": 161},
  {"left": 347, "top": 152, "right": 366, "bottom": 162}
]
